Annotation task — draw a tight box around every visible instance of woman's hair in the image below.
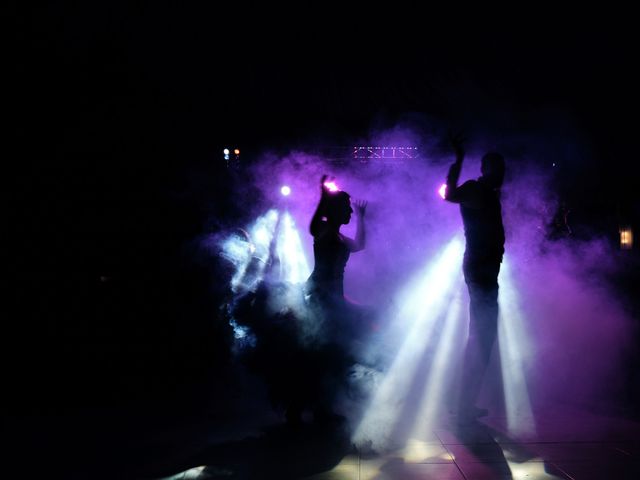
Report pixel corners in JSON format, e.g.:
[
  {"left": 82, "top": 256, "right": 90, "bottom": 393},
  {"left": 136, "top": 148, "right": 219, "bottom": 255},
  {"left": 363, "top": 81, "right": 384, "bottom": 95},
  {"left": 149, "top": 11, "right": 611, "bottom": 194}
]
[{"left": 324, "top": 191, "right": 351, "bottom": 220}]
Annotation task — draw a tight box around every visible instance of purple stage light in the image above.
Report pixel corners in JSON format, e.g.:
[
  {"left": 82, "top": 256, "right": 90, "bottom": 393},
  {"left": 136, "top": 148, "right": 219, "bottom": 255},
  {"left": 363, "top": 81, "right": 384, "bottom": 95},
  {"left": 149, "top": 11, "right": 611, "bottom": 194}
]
[
  {"left": 438, "top": 183, "right": 447, "bottom": 199},
  {"left": 280, "top": 185, "right": 291, "bottom": 196},
  {"left": 324, "top": 181, "right": 339, "bottom": 192}
]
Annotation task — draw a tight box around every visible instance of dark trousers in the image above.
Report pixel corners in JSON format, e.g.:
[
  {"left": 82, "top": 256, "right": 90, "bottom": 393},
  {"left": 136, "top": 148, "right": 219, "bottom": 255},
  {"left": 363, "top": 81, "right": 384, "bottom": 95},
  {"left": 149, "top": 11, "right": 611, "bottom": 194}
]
[{"left": 458, "top": 256, "right": 501, "bottom": 412}]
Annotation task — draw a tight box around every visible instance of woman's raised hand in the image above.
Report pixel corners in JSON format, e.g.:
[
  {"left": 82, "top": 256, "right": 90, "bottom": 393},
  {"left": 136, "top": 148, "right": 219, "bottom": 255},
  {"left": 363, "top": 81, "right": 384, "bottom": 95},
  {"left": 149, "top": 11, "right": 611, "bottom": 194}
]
[{"left": 353, "top": 199, "right": 367, "bottom": 217}]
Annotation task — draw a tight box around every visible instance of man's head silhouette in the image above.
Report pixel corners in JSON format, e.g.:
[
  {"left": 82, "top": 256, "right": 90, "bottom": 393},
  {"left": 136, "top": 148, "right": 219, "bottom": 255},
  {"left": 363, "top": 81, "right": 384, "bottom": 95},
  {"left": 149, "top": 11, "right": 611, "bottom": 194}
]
[{"left": 480, "top": 152, "right": 505, "bottom": 188}]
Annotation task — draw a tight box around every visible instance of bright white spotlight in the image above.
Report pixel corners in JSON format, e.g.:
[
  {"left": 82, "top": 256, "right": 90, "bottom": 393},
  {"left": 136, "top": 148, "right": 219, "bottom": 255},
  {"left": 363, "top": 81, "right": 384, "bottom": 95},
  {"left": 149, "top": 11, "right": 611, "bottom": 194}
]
[
  {"left": 438, "top": 183, "right": 447, "bottom": 199},
  {"left": 280, "top": 185, "right": 291, "bottom": 196},
  {"left": 408, "top": 281, "right": 465, "bottom": 442},
  {"left": 498, "top": 258, "right": 536, "bottom": 438},
  {"left": 161, "top": 465, "right": 207, "bottom": 480},
  {"left": 353, "top": 237, "right": 464, "bottom": 451},
  {"left": 223, "top": 148, "right": 230, "bottom": 155},
  {"left": 324, "top": 181, "right": 339, "bottom": 192},
  {"left": 221, "top": 233, "right": 252, "bottom": 267},
  {"left": 222, "top": 209, "right": 279, "bottom": 293},
  {"left": 505, "top": 456, "right": 564, "bottom": 479},
  {"left": 275, "top": 212, "right": 310, "bottom": 284}
]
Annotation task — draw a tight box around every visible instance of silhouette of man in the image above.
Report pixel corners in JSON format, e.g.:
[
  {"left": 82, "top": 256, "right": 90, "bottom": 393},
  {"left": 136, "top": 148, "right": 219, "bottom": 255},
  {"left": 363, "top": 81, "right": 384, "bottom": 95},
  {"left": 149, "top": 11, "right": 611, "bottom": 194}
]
[{"left": 444, "top": 134, "right": 505, "bottom": 422}]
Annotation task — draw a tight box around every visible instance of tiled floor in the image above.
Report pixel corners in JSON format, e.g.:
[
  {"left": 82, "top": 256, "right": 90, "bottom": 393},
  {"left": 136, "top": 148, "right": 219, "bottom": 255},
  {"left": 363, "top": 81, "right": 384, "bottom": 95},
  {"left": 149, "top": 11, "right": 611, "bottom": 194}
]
[
  {"left": 9, "top": 404, "right": 638, "bottom": 478},
  {"left": 153, "top": 408, "right": 640, "bottom": 479}
]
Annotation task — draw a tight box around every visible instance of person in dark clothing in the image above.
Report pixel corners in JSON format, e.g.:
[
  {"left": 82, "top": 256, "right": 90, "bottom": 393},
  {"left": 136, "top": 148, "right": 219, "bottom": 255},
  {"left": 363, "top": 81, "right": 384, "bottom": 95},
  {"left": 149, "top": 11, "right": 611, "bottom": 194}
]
[
  {"left": 307, "top": 175, "right": 367, "bottom": 304},
  {"left": 444, "top": 134, "right": 506, "bottom": 422},
  {"left": 280, "top": 175, "right": 368, "bottom": 425}
]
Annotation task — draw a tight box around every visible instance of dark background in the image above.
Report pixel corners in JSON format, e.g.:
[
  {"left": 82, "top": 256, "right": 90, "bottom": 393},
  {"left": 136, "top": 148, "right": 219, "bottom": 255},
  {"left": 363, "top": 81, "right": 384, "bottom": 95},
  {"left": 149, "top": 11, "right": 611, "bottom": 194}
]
[{"left": 7, "top": 5, "right": 640, "bottom": 477}]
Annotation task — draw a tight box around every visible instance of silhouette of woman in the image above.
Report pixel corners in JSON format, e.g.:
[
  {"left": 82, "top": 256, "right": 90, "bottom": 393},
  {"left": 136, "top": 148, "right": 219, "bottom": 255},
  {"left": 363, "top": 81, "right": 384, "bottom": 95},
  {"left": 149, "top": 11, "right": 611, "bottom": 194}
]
[
  {"left": 279, "top": 175, "right": 369, "bottom": 425},
  {"left": 307, "top": 175, "right": 367, "bottom": 308}
]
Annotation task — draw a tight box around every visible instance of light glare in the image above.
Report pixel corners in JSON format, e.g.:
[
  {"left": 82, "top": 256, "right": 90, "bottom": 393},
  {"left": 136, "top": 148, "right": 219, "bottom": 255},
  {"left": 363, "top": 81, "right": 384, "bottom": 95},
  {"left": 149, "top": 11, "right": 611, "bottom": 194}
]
[
  {"left": 353, "top": 237, "right": 464, "bottom": 451},
  {"left": 438, "top": 183, "right": 447, "bottom": 199},
  {"left": 498, "top": 258, "right": 536, "bottom": 438},
  {"left": 324, "top": 181, "right": 339, "bottom": 192}
]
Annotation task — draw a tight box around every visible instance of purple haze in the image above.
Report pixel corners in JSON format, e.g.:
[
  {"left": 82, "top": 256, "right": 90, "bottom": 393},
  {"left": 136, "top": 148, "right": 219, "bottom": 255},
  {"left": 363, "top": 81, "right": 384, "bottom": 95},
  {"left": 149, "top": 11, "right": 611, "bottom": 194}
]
[{"left": 240, "top": 121, "right": 635, "bottom": 418}]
